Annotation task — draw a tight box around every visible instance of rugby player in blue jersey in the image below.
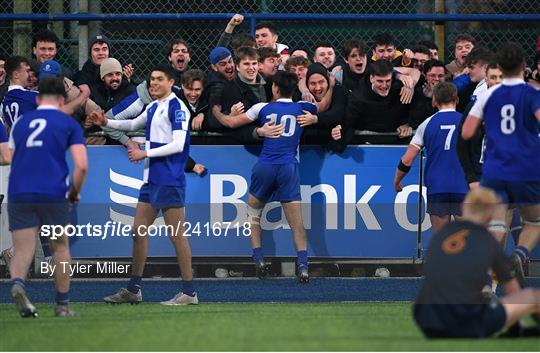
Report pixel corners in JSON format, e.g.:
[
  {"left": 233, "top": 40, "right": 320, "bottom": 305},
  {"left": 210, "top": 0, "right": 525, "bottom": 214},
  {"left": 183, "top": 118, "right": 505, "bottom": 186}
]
[
  {"left": 213, "top": 70, "right": 317, "bottom": 283},
  {"left": 90, "top": 65, "right": 198, "bottom": 305},
  {"left": 1, "top": 56, "right": 39, "bottom": 129},
  {"left": 8, "top": 77, "right": 88, "bottom": 317},
  {"left": 395, "top": 82, "right": 468, "bottom": 233},
  {"left": 462, "top": 42, "right": 540, "bottom": 287}
]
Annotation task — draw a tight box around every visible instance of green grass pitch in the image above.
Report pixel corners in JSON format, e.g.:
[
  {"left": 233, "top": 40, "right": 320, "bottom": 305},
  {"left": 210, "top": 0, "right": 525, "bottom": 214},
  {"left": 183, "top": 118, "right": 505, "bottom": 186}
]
[{"left": 1, "top": 302, "right": 538, "bottom": 351}]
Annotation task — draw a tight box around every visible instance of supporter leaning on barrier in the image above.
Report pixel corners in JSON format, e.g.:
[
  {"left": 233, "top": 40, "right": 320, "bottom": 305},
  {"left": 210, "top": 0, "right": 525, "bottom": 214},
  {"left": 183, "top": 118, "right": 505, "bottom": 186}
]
[
  {"left": 205, "top": 47, "right": 235, "bottom": 132},
  {"left": 86, "top": 58, "right": 135, "bottom": 145},
  {"left": 408, "top": 59, "right": 445, "bottom": 129},
  {"left": 304, "top": 63, "right": 346, "bottom": 133},
  {"left": 90, "top": 58, "right": 136, "bottom": 112},
  {"left": 332, "top": 60, "right": 413, "bottom": 147},
  {"left": 39, "top": 60, "right": 96, "bottom": 129},
  {"left": 212, "top": 47, "right": 275, "bottom": 143},
  {"left": 179, "top": 69, "right": 209, "bottom": 133}
]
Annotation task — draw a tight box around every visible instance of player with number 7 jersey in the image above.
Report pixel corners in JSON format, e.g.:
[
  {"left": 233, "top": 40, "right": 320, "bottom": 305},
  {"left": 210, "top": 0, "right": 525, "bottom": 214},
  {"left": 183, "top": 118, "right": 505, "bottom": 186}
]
[{"left": 394, "top": 82, "right": 468, "bottom": 233}]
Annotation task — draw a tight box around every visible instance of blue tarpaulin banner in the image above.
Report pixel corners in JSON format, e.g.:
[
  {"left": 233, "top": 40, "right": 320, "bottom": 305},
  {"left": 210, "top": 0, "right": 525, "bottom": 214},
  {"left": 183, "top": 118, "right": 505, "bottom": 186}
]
[{"left": 69, "top": 145, "right": 431, "bottom": 259}]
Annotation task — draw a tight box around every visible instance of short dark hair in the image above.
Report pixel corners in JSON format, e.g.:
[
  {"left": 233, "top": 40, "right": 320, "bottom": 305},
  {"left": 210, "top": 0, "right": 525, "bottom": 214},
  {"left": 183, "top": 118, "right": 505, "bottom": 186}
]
[
  {"left": 0, "top": 53, "right": 7, "bottom": 62},
  {"left": 5, "top": 56, "right": 29, "bottom": 79},
  {"left": 32, "top": 29, "right": 59, "bottom": 48},
  {"left": 369, "top": 60, "right": 393, "bottom": 77},
  {"left": 422, "top": 59, "right": 445, "bottom": 75},
  {"left": 411, "top": 45, "right": 430, "bottom": 56},
  {"left": 166, "top": 39, "right": 190, "bottom": 58},
  {"left": 235, "top": 47, "right": 258, "bottom": 64},
  {"left": 495, "top": 42, "right": 526, "bottom": 76},
  {"left": 343, "top": 38, "right": 369, "bottom": 58},
  {"left": 465, "top": 47, "right": 493, "bottom": 66},
  {"left": 313, "top": 42, "right": 335, "bottom": 52},
  {"left": 231, "top": 32, "right": 256, "bottom": 51},
  {"left": 38, "top": 77, "right": 67, "bottom": 99},
  {"left": 454, "top": 34, "right": 476, "bottom": 46},
  {"left": 486, "top": 61, "right": 499, "bottom": 71},
  {"left": 272, "top": 71, "right": 298, "bottom": 98},
  {"left": 373, "top": 33, "right": 395, "bottom": 48},
  {"left": 284, "top": 56, "right": 310, "bottom": 71},
  {"left": 254, "top": 21, "right": 277, "bottom": 35},
  {"left": 433, "top": 82, "right": 458, "bottom": 104},
  {"left": 182, "top": 69, "right": 206, "bottom": 87},
  {"left": 150, "top": 64, "right": 176, "bottom": 81},
  {"left": 257, "top": 47, "right": 280, "bottom": 63},
  {"left": 418, "top": 40, "right": 438, "bottom": 51}
]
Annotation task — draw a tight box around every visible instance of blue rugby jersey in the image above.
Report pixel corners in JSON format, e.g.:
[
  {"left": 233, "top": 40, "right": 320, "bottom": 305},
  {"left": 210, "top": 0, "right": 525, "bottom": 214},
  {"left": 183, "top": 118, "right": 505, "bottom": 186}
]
[
  {"left": 469, "top": 78, "right": 540, "bottom": 181},
  {"left": 245, "top": 98, "right": 317, "bottom": 164},
  {"left": 411, "top": 109, "right": 468, "bottom": 195},
  {"left": 1, "top": 85, "right": 38, "bottom": 128},
  {"left": 8, "top": 105, "right": 85, "bottom": 197}
]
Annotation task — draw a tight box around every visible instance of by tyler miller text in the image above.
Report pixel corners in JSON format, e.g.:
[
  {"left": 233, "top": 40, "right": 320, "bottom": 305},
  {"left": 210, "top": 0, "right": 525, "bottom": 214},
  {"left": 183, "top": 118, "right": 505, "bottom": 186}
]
[{"left": 41, "top": 261, "right": 130, "bottom": 277}]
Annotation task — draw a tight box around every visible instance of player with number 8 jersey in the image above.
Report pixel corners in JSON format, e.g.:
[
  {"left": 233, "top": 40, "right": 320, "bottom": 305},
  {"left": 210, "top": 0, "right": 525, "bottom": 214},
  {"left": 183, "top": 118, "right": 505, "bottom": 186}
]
[
  {"left": 462, "top": 42, "right": 540, "bottom": 288},
  {"left": 467, "top": 66, "right": 540, "bottom": 183}
]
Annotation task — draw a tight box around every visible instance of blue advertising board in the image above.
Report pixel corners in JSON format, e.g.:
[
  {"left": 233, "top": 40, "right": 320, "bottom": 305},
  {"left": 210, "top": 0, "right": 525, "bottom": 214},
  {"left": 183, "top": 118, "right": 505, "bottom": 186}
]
[{"left": 69, "top": 145, "right": 430, "bottom": 259}]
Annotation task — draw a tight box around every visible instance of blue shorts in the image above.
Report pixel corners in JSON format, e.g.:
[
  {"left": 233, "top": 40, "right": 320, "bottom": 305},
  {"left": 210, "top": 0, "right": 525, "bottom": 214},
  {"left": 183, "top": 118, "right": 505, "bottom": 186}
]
[
  {"left": 481, "top": 179, "right": 540, "bottom": 206},
  {"left": 414, "top": 300, "right": 507, "bottom": 338},
  {"left": 427, "top": 193, "right": 465, "bottom": 217},
  {"left": 249, "top": 162, "right": 301, "bottom": 202},
  {"left": 138, "top": 183, "right": 185, "bottom": 210},
  {"left": 8, "top": 193, "right": 69, "bottom": 231}
]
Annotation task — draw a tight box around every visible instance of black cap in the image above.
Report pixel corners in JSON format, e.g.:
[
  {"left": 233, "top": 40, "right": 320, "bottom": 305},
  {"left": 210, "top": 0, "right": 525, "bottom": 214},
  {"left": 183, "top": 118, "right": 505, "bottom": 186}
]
[
  {"left": 89, "top": 34, "right": 111, "bottom": 51},
  {"left": 306, "top": 63, "right": 329, "bottom": 84}
]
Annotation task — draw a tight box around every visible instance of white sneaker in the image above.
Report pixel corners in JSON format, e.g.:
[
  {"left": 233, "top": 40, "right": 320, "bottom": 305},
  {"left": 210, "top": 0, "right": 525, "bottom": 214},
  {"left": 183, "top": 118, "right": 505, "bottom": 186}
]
[{"left": 160, "top": 292, "right": 198, "bottom": 306}]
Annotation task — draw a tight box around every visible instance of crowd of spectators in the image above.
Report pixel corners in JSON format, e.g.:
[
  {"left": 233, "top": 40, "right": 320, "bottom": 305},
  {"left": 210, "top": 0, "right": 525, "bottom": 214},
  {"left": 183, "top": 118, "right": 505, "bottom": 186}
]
[{"left": 1, "top": 15, "right": 540, "bottom": 150}]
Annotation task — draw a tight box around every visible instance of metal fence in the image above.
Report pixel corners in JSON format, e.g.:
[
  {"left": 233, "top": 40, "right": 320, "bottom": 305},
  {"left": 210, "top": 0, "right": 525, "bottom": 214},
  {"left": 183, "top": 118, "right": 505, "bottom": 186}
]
[{"left": 0, "top": 0, "right": 539, "bottom": 83}]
